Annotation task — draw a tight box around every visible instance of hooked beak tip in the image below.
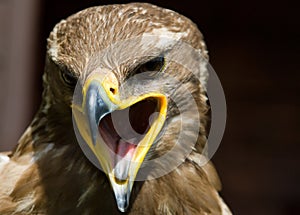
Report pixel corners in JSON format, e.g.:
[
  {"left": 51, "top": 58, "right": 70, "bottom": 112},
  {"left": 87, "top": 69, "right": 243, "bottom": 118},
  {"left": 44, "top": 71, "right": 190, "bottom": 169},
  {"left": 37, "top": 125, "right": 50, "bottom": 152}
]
[
  {"left": 109, "top": 173, "right": 132, "bottom": 213},
  {"left": 116, "top": 197, "right": 129, "bottom": 212}
]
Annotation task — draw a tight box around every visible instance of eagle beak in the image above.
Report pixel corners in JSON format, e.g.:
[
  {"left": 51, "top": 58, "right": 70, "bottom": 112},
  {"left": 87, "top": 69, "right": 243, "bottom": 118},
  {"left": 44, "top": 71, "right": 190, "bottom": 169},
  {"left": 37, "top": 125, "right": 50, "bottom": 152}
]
[{"left": 72, "top": 72, "right": 167, "bottom": 212}]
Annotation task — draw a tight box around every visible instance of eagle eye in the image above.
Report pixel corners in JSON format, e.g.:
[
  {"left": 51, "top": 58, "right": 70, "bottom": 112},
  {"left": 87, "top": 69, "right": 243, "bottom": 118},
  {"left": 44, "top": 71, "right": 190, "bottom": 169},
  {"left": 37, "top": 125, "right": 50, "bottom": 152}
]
[
  {"left": 135, "top": 56, "right": 165, "bottom": 74},
  {"left": 61, "top": 70, "right": 78, "bottom": 87}
]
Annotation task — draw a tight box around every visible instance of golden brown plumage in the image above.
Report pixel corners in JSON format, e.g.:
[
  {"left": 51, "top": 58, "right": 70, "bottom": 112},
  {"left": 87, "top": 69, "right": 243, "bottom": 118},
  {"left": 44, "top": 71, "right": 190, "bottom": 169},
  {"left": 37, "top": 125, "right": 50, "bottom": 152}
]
[{"left": 0, "top": 3, "right": 231, "bottom": 214}]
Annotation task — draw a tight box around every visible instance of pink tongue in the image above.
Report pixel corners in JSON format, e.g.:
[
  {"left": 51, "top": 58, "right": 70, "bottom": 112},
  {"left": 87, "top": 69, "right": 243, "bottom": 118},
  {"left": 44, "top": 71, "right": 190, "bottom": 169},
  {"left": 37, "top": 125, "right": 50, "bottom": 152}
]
[
  {"left": 116, "top": 139, "right": 136, "bottom": 158},
  {"left": 114, "top": 140, "right": 137, "bottom": 180}
]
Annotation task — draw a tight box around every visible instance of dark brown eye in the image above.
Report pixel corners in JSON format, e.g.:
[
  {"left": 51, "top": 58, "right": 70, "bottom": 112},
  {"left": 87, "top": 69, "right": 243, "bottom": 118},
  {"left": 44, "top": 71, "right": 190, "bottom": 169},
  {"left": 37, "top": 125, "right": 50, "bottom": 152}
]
[
  {"left": 61, "top": 70, "right": 77, "bottom": 87},
  {"left": 136, "top": 56, "right": 165, "bottom": 74}
]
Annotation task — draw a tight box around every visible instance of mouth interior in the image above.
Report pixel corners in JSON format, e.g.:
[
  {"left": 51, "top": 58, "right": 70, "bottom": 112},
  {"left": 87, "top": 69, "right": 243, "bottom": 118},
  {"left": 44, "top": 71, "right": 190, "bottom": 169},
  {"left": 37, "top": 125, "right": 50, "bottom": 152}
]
[{"left": 98, "top": 98, "right": 159, "bottom": 158}]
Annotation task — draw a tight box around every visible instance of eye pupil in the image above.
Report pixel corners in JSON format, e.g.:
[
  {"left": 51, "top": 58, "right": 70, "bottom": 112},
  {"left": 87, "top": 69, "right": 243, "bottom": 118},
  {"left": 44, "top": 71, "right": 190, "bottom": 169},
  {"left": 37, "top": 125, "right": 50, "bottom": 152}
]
[
  {"left": 134, "top": 56, "right": 165, "bottom": 75},
  {"left": 62, "top": 71, "right": 77, "bottom": 86},
  {"left": 144, "top": 56, "right": 164, "bottom": 71}
]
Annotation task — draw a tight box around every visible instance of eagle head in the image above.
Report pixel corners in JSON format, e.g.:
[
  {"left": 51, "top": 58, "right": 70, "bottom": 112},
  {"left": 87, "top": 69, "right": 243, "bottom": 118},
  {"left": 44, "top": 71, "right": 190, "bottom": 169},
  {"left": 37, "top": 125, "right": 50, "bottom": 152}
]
[{"left": 42, "top": 3, "right": 210, "bottom": 212}]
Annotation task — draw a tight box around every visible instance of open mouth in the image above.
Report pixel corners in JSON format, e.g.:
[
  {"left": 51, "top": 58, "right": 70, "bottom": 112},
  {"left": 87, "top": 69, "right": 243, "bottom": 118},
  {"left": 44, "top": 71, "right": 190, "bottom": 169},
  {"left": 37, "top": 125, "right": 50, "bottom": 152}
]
[{"left": 98, "top": 98, "right": 159, "bottom": 160}]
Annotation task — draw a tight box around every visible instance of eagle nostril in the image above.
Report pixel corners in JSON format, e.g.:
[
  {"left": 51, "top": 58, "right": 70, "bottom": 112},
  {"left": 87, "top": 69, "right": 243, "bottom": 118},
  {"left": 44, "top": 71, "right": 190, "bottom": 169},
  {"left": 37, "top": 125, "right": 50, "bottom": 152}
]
[{"left": 110, "top": 87, "right": 116, "bottom": 94}]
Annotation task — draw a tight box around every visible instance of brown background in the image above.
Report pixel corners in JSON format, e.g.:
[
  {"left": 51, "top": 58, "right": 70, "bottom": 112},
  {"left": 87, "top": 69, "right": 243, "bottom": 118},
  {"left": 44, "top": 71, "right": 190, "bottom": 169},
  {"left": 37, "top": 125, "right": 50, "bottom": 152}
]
[{"left": 0, "top": 0, "right": 299, "bottom": 214}]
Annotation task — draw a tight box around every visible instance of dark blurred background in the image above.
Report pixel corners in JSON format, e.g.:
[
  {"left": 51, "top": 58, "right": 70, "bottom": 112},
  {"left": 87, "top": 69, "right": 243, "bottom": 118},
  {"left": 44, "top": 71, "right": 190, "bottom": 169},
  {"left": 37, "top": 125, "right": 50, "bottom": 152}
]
[{"left": 0, "top": 0, "right": 299, "bottom": 214}]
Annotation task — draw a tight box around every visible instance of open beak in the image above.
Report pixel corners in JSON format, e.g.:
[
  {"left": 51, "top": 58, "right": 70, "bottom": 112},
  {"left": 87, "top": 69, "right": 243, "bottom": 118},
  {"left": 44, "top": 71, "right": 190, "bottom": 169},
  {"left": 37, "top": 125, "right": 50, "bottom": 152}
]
[{"left": 72, "top": 72, "right": 167, "bottom": 212}]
